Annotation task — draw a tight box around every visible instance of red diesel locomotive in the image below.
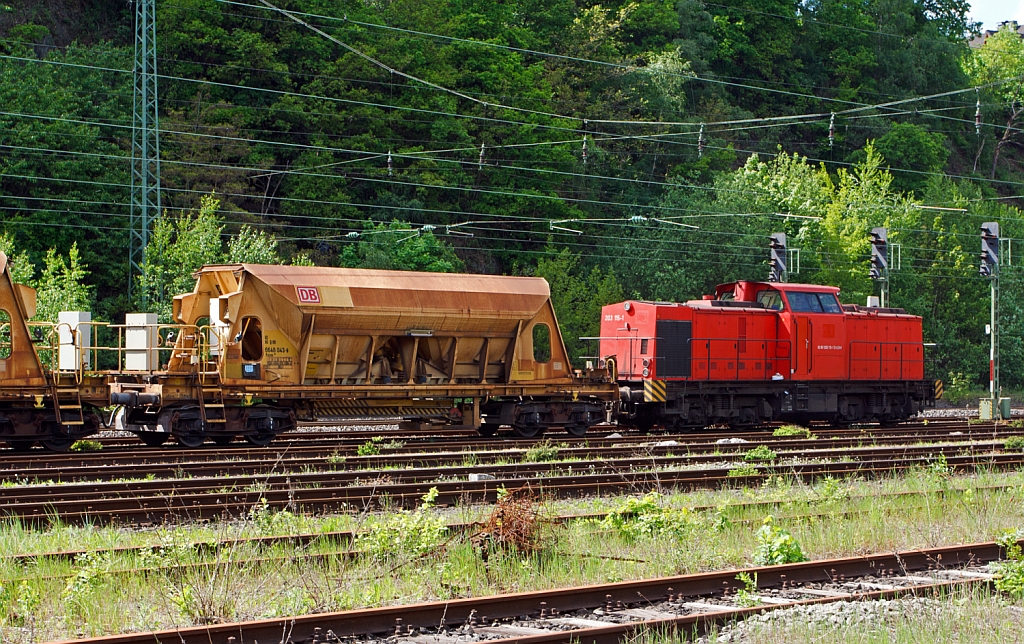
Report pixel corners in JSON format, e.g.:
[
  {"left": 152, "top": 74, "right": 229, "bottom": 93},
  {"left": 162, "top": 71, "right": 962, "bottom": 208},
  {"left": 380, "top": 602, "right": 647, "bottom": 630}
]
[{"left": 600, "top": 280, "right": 933, "bottom": 430}]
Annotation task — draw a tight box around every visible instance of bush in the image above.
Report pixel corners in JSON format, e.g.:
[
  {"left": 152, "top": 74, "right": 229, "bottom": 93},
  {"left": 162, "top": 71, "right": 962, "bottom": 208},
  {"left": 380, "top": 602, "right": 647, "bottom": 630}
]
[
  {"left": 1004, "top": 436, "right": 1024, "bottom": 451},
  {"left": 743, "top": 445, "right": 778, "bottom": 462},
  {"left": 70, "top": 439, "right": 103, "bottom": 452},
  {"left": 522, "top": 439, "right": 563, "bottom": 463},
  {"left": 752, "top": 516, "right": 808, "bottom": 565},
  {"left": 357, "top": 437, "right": 384, "bottom": 456},
  {"left": 772, "top": 425, "right": 815, "bottom": 439}
]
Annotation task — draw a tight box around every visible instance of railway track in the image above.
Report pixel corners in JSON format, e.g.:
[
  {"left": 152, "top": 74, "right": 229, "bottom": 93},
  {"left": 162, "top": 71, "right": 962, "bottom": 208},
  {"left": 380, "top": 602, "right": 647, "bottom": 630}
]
[
  {"left": 4, "top": 445, "right": 1023, "bottom": 525},
  {"left": 49, "top": 539, "right": 1019, "bottom": 644},
  {"left": 2, "top": 421, "right": 1013, "bottom": 479}
]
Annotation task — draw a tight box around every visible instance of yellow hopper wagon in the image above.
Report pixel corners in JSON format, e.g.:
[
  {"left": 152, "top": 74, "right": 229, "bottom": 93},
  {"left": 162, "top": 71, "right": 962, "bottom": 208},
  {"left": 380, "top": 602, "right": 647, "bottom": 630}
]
[{"left": 111, "top": 264, "right": 614, "bottom": 446}]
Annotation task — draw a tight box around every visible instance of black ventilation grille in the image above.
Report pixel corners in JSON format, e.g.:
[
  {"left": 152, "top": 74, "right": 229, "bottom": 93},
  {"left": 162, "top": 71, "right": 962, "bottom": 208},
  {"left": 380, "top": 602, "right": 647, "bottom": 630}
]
[{"left": 656, "top": 320, "right": 692, "bottom": 378}]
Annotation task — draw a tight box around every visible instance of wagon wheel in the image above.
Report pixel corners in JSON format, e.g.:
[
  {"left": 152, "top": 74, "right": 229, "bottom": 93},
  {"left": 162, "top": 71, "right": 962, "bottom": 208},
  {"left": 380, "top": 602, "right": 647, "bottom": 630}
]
[
  {"left": 42, "top": 436, "right": 75, "bottom": 452},
  {"left": 477, "top": 423, "right": 500, "bottom": 437},
  {"left": 137, "top": 431, "right": 170, "bottom": 447},
  {"left": 175, "top": 432, "right": 206, "bottom": 448},
  {"left": 565, "top": 423, "right": 589, "bottom": 437},
  {"left": 245, "top": 432, "right": 275, "bottom": 446},
  {"left": 512, "top": 424, "right": 544, "bottom": 438}
]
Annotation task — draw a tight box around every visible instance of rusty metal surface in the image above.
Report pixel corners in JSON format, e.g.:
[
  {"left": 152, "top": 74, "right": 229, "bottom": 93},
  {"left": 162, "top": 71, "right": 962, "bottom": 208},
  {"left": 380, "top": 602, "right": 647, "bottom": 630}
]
[{"left": 47, "top": 540, "right": 1012, "bottom": 644}]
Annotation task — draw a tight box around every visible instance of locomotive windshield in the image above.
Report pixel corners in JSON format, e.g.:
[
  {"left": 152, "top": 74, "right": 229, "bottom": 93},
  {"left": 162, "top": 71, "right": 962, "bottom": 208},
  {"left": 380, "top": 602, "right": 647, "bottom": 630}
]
[
  {"left": 755, "top": 290, "right": 784, "bottom": 311},
  {"left": 787, "top": 291, "right": 842, "bottom": 313}
]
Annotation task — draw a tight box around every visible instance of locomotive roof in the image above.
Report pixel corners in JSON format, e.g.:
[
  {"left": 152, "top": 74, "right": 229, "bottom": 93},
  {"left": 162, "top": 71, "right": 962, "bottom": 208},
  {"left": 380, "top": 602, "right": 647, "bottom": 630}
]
[{"left": 721, "top": 280, "right": 840, "bottom": 293}]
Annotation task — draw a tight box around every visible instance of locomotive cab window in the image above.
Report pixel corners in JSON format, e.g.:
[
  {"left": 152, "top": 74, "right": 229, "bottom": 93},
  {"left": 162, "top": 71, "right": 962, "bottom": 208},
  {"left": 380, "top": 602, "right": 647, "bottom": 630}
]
[
  {"left": 532, "top": 323, "right": 551, "bottom": 363},
  {"left": 756, "top": 290, "right": 784, "bottom": 311},
  {"left": 0, "top": 309, "right": 10, "bottom": 359},
  {"left": 239, "top": 316, "right": 263, "bottom": 361},
  {"left": 788, "top": 291, "right": 842, "bottom": 314}
]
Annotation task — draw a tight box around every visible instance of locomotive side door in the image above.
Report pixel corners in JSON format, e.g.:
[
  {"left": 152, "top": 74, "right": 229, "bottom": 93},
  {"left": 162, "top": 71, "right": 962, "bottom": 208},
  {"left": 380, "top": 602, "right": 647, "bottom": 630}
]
[{"left": 793, "top": 315, "right": 812, "bottom": 377}]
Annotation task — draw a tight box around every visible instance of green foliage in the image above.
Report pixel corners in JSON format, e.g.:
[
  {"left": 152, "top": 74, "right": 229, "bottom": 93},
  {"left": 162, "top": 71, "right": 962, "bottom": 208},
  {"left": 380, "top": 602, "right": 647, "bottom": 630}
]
[
  {"left": 340, "top": 221, "right": 463, "bottom": 273},
  {"left": 357, "top": 437, "right": 384, "bottom": 457},
  {"left": 34, "top": 243, "right": 92, "bottom": 322},
  {"left": 944, "top": 372, "right": 975, "bottom": 405},
  {"left": 733, "top": 571, "right": 760, "bottom": 607},
  {"left": 743, "top": 445, "right": 778, "bottom": 462},
  {"left": 868, "top": 124, "right": 949, "bottom": 195},
  {"left": 355, "top": 492, "right": 447, "bottom": 561},
  {"left": 752, "top": 516, "right": 808, "bottom": 566},
  {"left": 993, "top": 529, "right": 1024, "bottom": 598},
  {"left": 600, "top": 492, "right": 711, "bottom": 540},
  {"left": 139, "top": 195, "right": 225, "bottom": 320},
  {"left": 772, "top": 425, "right": 814, "bottom": 439},
  {"left": 0, "top": 233, "right": 34, "bottom": 285},
  {"left": 1003, "top": 436, "right": 1024, "bottom": 451},
  {"left": 522, "top": 439, "right": 563, "bottom": 463},
  {"left": 228, "top": 225, "right": 280, "bottom": 264},
  {"left": 69, "top": 439, "right": 103, "bottom": 452},
  {"left": 728, "top": 464, "right": 760, "bottom": 478}
]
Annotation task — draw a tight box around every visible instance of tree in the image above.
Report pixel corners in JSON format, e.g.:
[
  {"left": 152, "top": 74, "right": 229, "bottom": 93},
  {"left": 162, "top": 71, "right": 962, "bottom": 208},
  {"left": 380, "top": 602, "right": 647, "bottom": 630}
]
[
  {"left": 534, "top": 247, "right": 624, "bottom": 365},
  {"left": 228, "top": 225, "right": 280, "bottom": 264},
  {"left": 0, "top": 233, "right": 36, "bottom": 285},
  {"left": 964, "top": 23, "right": 1024, "bottom": 177},
  {"left": 339, "top": 221, "right": 464, "bottom": 273},
  {"left": 867, "top": 124, "right": 949, "bottom": 195},
  {"left": 139, "top": 195, "right": 225, "bottom": 320},
  {"left": 34, "top": 243, "right": 92, "bottom": 322}
]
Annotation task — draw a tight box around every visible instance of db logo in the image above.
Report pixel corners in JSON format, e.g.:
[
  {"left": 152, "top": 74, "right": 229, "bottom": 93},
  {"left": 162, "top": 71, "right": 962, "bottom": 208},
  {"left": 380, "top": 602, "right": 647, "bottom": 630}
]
[{"left": 296, "top": 286, "right": 321, "bottom": 304}]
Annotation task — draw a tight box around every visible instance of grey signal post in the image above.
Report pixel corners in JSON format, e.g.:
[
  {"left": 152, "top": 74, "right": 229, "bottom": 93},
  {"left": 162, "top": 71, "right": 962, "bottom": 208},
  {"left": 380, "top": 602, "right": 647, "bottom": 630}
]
[
  {"left": 768, "top": 233, "right": 787, "bottom": 283},
  {"left": 980, "top": 222, "right": 1000, "bottom": 418},
  {"left": 869, "top": 227, "right": 889, "bottom": 308}
]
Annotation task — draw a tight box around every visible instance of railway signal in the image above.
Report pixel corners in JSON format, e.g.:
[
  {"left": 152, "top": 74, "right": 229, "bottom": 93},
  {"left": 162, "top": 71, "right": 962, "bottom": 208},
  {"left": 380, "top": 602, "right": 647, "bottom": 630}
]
[
  {"left": 869, "top": 227, "right": 889, "bottom": 307},
  {"left": 768, "top": 233, "right": 787, "bottom": 283},
  {"left": 980, "top": 222, "right": 1002, "bottom": 418}
]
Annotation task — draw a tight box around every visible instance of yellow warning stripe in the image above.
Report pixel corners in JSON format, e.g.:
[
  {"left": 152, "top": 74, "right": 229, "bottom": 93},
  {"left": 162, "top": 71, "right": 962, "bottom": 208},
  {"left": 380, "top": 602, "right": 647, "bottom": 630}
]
[
  {"left": 934, "top": 380, "right": 944, "bottom": 400},
  {"left": 643, "top": 380, "right": 667, "bottom": 403}
]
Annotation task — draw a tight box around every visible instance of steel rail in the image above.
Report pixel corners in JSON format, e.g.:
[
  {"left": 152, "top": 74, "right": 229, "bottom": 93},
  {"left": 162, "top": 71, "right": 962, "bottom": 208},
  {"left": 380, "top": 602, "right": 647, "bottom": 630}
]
[
  {"left": 4, "top": 450, "right": 1023, "bottom": 525},
  {"left": 46, "top": 539, "right": 1019, "bottom": 644}
]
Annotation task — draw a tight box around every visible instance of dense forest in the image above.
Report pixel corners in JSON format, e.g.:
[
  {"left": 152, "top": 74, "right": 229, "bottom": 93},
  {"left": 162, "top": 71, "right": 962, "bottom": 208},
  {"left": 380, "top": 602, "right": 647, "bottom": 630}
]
[{"left": 1, "top": 0, "right": 1023, "bottom": 389}]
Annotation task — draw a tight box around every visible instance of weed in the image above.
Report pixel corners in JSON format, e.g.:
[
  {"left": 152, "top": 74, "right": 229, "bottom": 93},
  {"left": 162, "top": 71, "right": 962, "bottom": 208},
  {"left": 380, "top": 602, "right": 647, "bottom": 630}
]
[
  {"left": 728, "top": 464, "right": 760, "bottom": 477},
  {"left": 496, "top": 484, "right": 510, "bottom": 501},
  {"left": 993, "top": 529, "right": 1024, "bottom": 597},
  {"left": 734, "top": 571, "right": 760, "bottom": 607},
  {"left": 69, "top": 439, "right": 103, "bottom": 452},
  {"left": 383, "top": 439, "right": 406, "bottom": 450},
  {"left": 326, "top": 451, "right": 347, "bottom": 465},
  {"left": 815, "top": 476, "right": 850, "bottom": 503},
  {"left": 1004, "top": 436, "right": 1024, "bottom": 451},
  {"left": 752, "top": 516, "right": 808, "bottom": 565},
  {"left": 601, "top": 492, "right": 712, "bottom": 540},
  {"left": 927, "top": 453, "right": 952, "bottom": 476},
  {"left": 356, "top": 491, "right": 447, "bottom": 561},
  {"left": 477, "top": 487, "right": 545, "bottom": 554},
  {"left": 743, "top": 445, "right": 778, "bottom": 462},
  {"left": 522, "top": 439, "right": 563, "bottom": 463},
  {"left": 357, "top": 438, "right": 384, "bottom": 456},
  {"left": 1008, "top": 419, "right": 1024, "bottom": 429},
  {"left": 772, "top": 425, "right": 815, "bottom": 439}
]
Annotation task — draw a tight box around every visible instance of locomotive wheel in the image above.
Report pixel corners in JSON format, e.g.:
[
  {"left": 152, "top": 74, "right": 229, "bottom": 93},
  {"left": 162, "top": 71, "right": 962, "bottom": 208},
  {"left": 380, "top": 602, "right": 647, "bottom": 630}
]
[
  {"left": 477, "top": 423, "right": 500, "bottom": 437},
  {"left": 6, "top": 440, "right": 35, "bottom": 451},
  {"left": 176, "top": 433, "right": 206, "bottom": 448},
  {"left": 42, "top": 437, "right": 75, "bottom": 452},
  {"left": 212, "top": 435, "right": 235, "bottom": 446},
  {"left": 565, "top": 423, "right": 589, "bottom": 437},
  {"left": 245, "top": 432, "right": 275, "bottom": 446},
  {"left": 512, "top": 424, "right": 544, "bottom": 438},
  {"left": 137, "top": 431, "right": 170, "bottom": 447}
]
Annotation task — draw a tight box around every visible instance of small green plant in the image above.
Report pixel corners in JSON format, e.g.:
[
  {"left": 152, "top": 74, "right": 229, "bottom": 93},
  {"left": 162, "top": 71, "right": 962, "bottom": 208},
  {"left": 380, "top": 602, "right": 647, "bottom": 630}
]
[
  {"left": 355, "top": 492, "right": 447, "bottom": 561},
  {"left": 772, "top": 425, "right": 815, "bottom": 439},
  {"left": 816, "top": 476, "right": 850, "bottom": 503},
  {"left": 69, "top": 439, "right": 103, "bottom": 452},
  {"left": 728, "top": 464, "right": 760, "bottom": 477},
  {"left": 734, "top": 572, "right": 760, "bottom": 607},
  {"left": 944, "top": 371, "right": 974, "bottom": 405},
  {"left": 1004, "top": 436, "right": 1024, "bottom": 451},
  {"left": 522, "top": 439, "right": 562, "bottom": 463},
  {"left": 601, "top": 492, "right": 710, "bottom": 540},
  {"left": 357, "top": 439, "right": 382, "bottom": 456},
  {"left": 927, "top": 453, "right": 952, "bottom": 476},
  {"left": 743, "top": 445, "right": 778, "bottom": 462},
  {"left": 993, "top": 529, "right": 1024, "bottom": 597},
  {"left": 752, "top": 516, "right": 808, "bottom": 565},
  {"left": 326, "top": 451, "right": 347, "bottom": 465}
]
